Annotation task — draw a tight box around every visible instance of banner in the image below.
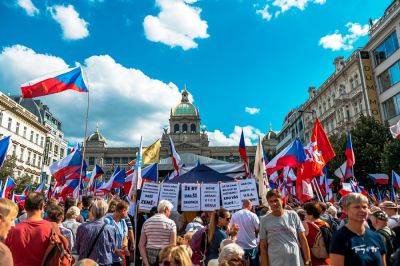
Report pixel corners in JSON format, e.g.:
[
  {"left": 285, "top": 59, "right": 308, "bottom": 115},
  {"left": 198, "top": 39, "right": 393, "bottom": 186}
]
[
  {"left": 239, "top": 179, "right": 259, "bottom": 206},
  {"left": 201, "top": 183, "right": 220, "bottom": 211},
  {"left": 138, "top": 182, "right": 160, "bottom": 211},
  {"left": 220, "top": 181, "right": 242, "bottom": 211},
  {"left": 181, "top": 183, "right": 201, "bottom": 211},
  {"left": 159, "top": 183, "right": 179, "bottom": 211}
]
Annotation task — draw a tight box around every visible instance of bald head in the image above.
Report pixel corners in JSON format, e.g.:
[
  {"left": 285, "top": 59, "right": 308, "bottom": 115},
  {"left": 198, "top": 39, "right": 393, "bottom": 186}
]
[{"left": 243, "top": 199, "right": 252, "bottom": 210}]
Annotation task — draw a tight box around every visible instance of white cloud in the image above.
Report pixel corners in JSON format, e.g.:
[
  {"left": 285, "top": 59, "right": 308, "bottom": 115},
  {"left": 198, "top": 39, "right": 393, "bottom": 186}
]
[
  {"left": 245, "top": 107, "right": 260, "bottom": 115},
  {"left": 319, "top": 22, "right": 370, "bottom": 51},
  {"left": 16, "top": 0, "right": 39, "bottom": 16},
  {"left": 143, "top": 0, "right": 209, "bottom": 50},
  {"left": 256, "top": 4, "right": 272, "bottom": 21},
  {"left": 48, "top": 4, "right": 89, "bottom": 40},
  {"left": 0, "top": 44, "right": 183, "bottom": 146},
  {"left": 208, "top": 126, "right": 264, "bottom": 147}
]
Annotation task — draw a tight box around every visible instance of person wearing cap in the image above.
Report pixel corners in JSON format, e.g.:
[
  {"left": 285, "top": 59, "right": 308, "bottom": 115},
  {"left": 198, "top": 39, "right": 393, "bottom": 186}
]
[
  {"left": 370, "top": 210, "right": 396, "bottom": 266},
  {"left": 379, "top": 201, "right": 400, "bottom": 229}
]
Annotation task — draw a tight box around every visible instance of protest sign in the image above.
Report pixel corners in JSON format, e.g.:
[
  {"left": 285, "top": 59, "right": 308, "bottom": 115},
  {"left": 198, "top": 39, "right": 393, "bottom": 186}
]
[
  {"left": 220, "top": 181, "right": 241, "bottom": 210},
  {"left": 201, "top": 183, "right": 220, "bottom": 211},
  {"left": 181, "top": 183, "right": 201, "bottom": 211},
  {"left": 138, "top": 182, "right": 160, "bottom": 211},
  {"left": 239, "top": 178, "right": 259, "bottom": 206},
  {"left": 159, "top": 183, "right": 179, "bottom": 211}
]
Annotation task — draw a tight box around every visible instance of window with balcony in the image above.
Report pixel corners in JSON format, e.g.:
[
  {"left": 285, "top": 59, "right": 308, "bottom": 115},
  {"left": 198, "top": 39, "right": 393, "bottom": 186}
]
[
  {"left": 60, "top": 148, "right": 65, "bottom": 157},
  {"left": 54, "top": 145, "right": 59, "bottom": 155},
  {"left": 40, "top": 137, "right": 44, "bottom": 147},
  {"left": 374, "top": 31, "right": 399, "bottom": 65},
  {"left": 16, "top": 122, "right": 20, "bottom": 135},
  {"left": 23, "top": 127, "right": 27, "bottom": 138},
  {"left": 33, "top": 153, "right": 36, "bottom": 166},
  {"left": 20, "top": 148, "right": 24, "bottom": 161},
  {"left": 35, "top": 133, "right": 39, "bottom": 144},
  {"left": 30, "top": 131, "right": 34, "bottom": 142},
  {"left": 378, "top": 60, "right": 400, "bottom": 93},
  {"left": 27, "top": 151, "right": 31, "bottom": 164},
  {"left": 382, "top": 92, "right": 400, "bottom": 120},
  {"left": 12, "top": 144, "right": 16, "bottom": 157}
]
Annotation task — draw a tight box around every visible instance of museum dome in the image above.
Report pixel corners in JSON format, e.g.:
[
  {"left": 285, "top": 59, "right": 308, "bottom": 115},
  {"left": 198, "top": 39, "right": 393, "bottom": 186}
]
[
  {"left": 171, "top": 87, "right": 199, "bottom": 117},
  {"left": 87, "top": 129, "right": 106, "bottom": 142}
]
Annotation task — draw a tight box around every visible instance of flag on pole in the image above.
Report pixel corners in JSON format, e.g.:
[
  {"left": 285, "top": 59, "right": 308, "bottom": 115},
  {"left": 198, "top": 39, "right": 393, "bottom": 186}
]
[
  {"left": 298, "top": 119, "right": 335, "bottom": 180},
  {"left": 35, "top": 182, "right": 46, "bottom": 193},
  {"left": 21, "top": 66, "right": 88, "bottom": 98},
  {"left": 88, "top": 164, "right": 104, "bottom": 191},
  {"left": 168, "top": 136, "right": 181, "bottom": 176},
  {"left": 99, "top": 168, "right": 126, "bottom": 192},
  {"left": 344, "top": 133, "right": 355, "bottom": 178},
  {"left": 124, "top": 163, "right": 158, "bottom": 194},
  {"left": 368, "top": 173, "right": 389, "bottom": 185},
  {"left": 1, "top": 177, "right": 15, "bottom": 199},
  {"left": 49, "top": 149, "right": 84, "bottom": 183},
  {"left": 142, "top": 139, "right": 161, "bottom": 164},
  {"left": 392, "top": 170, "right": 400, "bottom": 189},
  {"left": 238, "top": 130, "right": 249, "bottom": 176},
  {"left": 0, "top": 136, "right": 11, "bottom": 168},
  {"left": 254, "top": 135, "right": 268, "bottom": 205},
  {"left": 129, "top": 137, "right": 143, "bottom": 198},
  {"left": 266, "top": 139, "right": 307, "bottom": 174}
]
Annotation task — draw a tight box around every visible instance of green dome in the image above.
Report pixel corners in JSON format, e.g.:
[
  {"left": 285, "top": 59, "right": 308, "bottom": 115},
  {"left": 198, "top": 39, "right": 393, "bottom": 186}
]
[
  {"left": 171, "top": 87, "right": 199, "bottom": 117},
  {"left": 87, "top": 129, "right": 106, "bottom": 142}
]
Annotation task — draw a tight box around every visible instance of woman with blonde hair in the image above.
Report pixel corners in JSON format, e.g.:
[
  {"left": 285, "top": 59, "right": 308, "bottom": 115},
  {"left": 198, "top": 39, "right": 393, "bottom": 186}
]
[
  {"left": 0, "top": 198, "right": 18, "bottom": 265},
  {"left": 170, "top": 245, "right": 192, "bottom": 266}
]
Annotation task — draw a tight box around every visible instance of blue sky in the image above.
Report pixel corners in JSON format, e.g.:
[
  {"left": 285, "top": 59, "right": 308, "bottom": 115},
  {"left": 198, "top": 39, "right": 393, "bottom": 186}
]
[{"left": 0, "top": 0, "right": 393, "bottom": 146}]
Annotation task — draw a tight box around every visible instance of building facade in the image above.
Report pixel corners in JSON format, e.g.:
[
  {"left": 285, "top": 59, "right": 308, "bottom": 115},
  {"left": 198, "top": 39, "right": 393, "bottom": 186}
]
[
  {"left": 276, "top": 50, "right": 378, "bottom": 151},
  {"left": 13, "top": 97, "right": 69, "bottom": 180},
  {"left": 0, "top": 92, "right": 48, "bottom": 182},
  {"left": 365, "top": 0, "right": 400, "bottom": 126},
  {"left": 85, "top": 88, "right": 278, "bottom": 175}
]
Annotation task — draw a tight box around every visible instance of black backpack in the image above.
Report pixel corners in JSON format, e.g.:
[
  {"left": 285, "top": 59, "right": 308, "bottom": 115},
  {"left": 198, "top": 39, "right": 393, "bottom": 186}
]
[
  {"left": 378, "top": 228, "right": 396, "bottom": 259},
  {"left": 319, "top": 224, "right": 333, "bottom": 252}
]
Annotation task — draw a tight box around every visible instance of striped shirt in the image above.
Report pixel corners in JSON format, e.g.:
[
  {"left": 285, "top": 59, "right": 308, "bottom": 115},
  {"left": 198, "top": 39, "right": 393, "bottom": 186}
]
[{"left": 142, "top": 213, "right": 176, "bottom": 249}]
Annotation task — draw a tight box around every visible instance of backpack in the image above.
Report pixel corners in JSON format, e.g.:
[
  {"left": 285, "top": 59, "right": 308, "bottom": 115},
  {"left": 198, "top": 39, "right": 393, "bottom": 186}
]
[
  {"left": 190, "top": 226, "right": 208, "bottom": 265},
  {"left": 310, "top": 222, "right": 332, "bottom": 259},
  {"left": 378, "top": 228, "right": 396, "bottom": 259},
  {"left": 41, "top": 222, "right": 74, "bottom": 266}
]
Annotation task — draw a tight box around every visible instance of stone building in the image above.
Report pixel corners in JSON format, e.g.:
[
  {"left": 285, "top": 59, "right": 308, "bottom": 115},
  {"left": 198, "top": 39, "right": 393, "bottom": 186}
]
[
  {"left": 84, "top": 88, "right": 278, "bottom": 175},
  {"left": 0, "top": 92, "right": 48, "bottom": 182}
]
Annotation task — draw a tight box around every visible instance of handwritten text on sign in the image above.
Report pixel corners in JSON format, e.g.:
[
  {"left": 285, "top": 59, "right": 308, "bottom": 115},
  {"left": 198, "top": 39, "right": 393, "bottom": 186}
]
[
  {"left": 239, "top": 179, "right": 259, "bottom": 206},
  {"left": 220, "top": 181, "right": 242, "bottom": 210},
  {"left": 139, "top": 182, "right": 160, "bottom": 211},
  {"left": 159, "top": 183, "right": 179, "bottom": 211},
  {"left": 201, "top": 183, "right": 220, "bottom": 211},
  {"left": 181, "top": 183, "right": 201, "bottom": 211}
]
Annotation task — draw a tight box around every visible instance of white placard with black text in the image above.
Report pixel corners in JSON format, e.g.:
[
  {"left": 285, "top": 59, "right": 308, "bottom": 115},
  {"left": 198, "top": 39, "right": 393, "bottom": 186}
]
[
  {"left": 159, "top": 183, "right": 179, "bottom": 211},
  {"left": 239, "top": 179, "right": 259, "bottom": 206},
  {"left": 138, "top": 182, "right": 160, "bottom": 211},
  {"left": 181, "top": 183, "right": 201, "bottom": 211},
  {"left": 220, "top": 181, "right": 242, "bottom": 211},
  {"left": 201, "top": 183, "right": 220, "bottom": 211}
]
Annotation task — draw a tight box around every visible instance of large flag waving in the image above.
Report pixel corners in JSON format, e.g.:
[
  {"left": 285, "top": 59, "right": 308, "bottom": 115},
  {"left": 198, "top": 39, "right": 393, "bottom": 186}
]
[
  {"left": 1, "top": 177, "right": 15, "bottom": 199},
  {"left": 298, "top": 119, "right": 335, "bottom": 180},
  {"left": 143, "top": 139, "right": 161, "bottom": 164},
  {"left": 169, "top": 136, "right": 181, "bottom": 176},
  {"left": 21, "top": 66, "right": 88, "bottom": 98},
  {"left": 88, "top": 164, "right": 104, "bottom": 191},
  {"left": 344, "top": 133, "right": 355, "bottom": 178},
  {"left": 49, "top": 149, "right": 84, "bottom": 184},
  {"left": 266, "top": 139, "right": 307, "bottom": 174},
  {"left": 0, "top": 136, "right": 11, "bottom": 168}
]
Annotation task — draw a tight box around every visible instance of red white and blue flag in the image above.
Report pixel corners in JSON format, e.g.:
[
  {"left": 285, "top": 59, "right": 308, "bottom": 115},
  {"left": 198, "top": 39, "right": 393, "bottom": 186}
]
[
  {"left": 14, "top": 186, "right": 29, "bottom": 204},
  {"left": 266, "top": 139, "right": 307, "bottom": 174},
  {"left": 58, "top": 179, "right": 80, "bottom": 199},
  {"left": 35, "top": 182, "right": 46, "bottom": 193},
  {"left": 21, "top": 66, "right": 88, "bottom": 98},
  {"left": 368, "top": 173, "right": 389, "bottom": 185},
  {"left": 0, "top": 136, "right": 11, "bottom": 168},
  {"left": 49, "top": 149, "right": 84, "bottom": 184},
  {"left": 88, "top": 164, "right": 104, "bottom": 191},
  {"left": 1, "top": 177, "right": 15, "bottom": 199},
  {"left": 238, "top": 130, "right": 249, "bottom": 176},
  {"left": 169, "top": 136, "right": 181, "bottom": 176},
  {"left": 344, "top": 133, "right": 355, "bottom": 178},
  {"left": 392, "top": 170, "right": 400, "bottom": 189},
  {"left": 124, "top": 163, "right": 158, "bottom": 194},
  {"left": 99, "top": 167, "right": 126, "bottom": 192}
]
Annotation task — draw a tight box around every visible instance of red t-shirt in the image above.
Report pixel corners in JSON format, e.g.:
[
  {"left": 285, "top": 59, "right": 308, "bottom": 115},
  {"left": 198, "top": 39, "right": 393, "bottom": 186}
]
[{"left": 5, "top": 219, "right": 52, "bottom": 266}]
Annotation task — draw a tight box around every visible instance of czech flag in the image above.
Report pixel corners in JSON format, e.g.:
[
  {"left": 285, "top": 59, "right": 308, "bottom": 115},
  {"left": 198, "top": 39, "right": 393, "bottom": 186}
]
[
  {"left": 35, "top": 182, "right": 46, "bottom": 193},
  {"left": 88, "top": 164, "right": 104, "bottom": 190},
  {"left": 238, "top": 130, "right": 249, "bottom": 175},
  {"left": 392, "top": 170, "right": 400, "bottom": 189},
  {"left": 49, "top": 149, "right": 84, "bottom": 184},
  {"left": 368, "top": 173, "right": 389, "bottom": 185},
  {"left": 99, "top": 167, "right": 126, "bottom": 192},
  {"left": 344, "top": 134, "right": 355, "bottom": 178},
  {"left": 14, "top": 185, "right": 29, "bottom": 204},
  {"left": 58, "top": 179, "right": 80, "bottom": 199},
  {"left": 0, "top": 136, "right": 11, "bottom": 168},
  {"left": 266, "top": 139, "right": 307, "bottom": 175},
  {"left": 21, "top": 66, "right": 88, "bottom": 98},
  {"left": 1, "top": 177, "right": 15, "bottom": 199},
  {"left": 169, "top": 136, "right": 181, "bottom": 176}
]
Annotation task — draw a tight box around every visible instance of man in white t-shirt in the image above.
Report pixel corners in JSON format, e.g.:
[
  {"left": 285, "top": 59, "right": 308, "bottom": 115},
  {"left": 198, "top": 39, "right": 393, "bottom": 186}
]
[{"left": 230, "top": 199, "right": 260, "bottom": 265}]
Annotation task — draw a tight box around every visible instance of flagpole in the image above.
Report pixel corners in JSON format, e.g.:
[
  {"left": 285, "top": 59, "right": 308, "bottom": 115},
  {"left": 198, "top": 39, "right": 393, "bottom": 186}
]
[{"left": 79, "top": 66, "right": 90, "bottom": 199}]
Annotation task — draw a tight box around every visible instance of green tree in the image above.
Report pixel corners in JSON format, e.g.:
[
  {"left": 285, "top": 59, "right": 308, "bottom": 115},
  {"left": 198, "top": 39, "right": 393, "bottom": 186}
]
[
  {"left": 0, "top": 156, "right": 17, "bottom": 183},
  {"left": 381, "top": 139, "right": 400, "bottom": 175},
  {"left": 14, "top": 174, "right": 33, "bottom": 194}
]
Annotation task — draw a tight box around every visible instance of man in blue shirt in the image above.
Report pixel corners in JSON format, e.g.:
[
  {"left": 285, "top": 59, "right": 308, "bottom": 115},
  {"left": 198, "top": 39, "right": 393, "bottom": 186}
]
[{"left": 104, "top": 200, "right": 129, "bottom": 266}]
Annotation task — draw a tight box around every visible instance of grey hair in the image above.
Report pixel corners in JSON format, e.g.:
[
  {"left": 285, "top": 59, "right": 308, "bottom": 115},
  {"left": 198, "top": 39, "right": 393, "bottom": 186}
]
[
  {"left": 157, "top": 200, "right": 173, "bottom": 213},
  {"left": 66, "top": 206, "right": 81, "bottom": 219},
  {"left": 90, "top": 199, "right": 108, "bottom": 219},
  {"left": 344, "top": 193, "right": 369, "bottom": 209},
  {"left": 218, "top": 243, "right": 244, "bottom": 264}
]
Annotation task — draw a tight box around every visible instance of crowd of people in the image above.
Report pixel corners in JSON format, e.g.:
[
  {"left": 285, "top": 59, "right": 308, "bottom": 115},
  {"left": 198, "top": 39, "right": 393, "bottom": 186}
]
[{"left": 1, "top": 189, "right": 400, "bottom": 266}]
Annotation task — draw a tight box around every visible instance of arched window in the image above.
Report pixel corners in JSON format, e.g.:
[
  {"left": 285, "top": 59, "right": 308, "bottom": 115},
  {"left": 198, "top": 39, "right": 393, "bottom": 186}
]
[
  {"left": 174, "top": 124, "right": 180, "bottom": 133},
  {"left": 182, "top": 124, "right": 188, "bottom": 133},
  {"left": 191, "top": 124, "right": 196, "bottom": 133}
]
